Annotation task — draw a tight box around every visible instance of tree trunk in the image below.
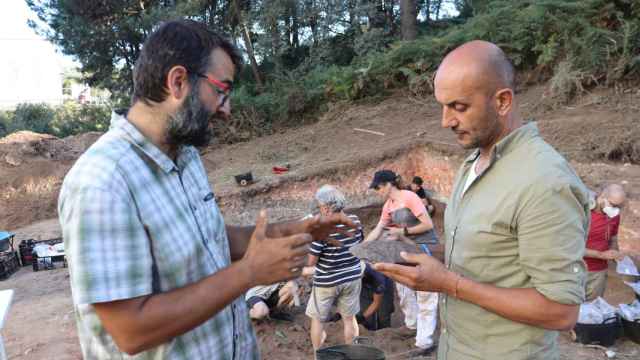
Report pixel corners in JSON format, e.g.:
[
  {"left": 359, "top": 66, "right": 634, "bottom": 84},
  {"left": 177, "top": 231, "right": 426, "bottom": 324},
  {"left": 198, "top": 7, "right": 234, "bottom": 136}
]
[
  {"left": 434, "top": 0, "right": 442, "bottom": 19},
  {"left": 304, "top": 0, "right": 318, "bottom": 46},
  {"left": 400, "top": 0, "right": 418, "bottom": 40},
  {"left": 241, "top": 24, "right": 263, "bottom": 90},
  {"left": 290, "top": 0, "right": 299, "bottom": 48},
  {"left": 232, "top": 0, "right": 263, "bottom": 90},
  {"left": 269, "top": 16, "right": 283, "bottom": 72},
  {"left": 385, "top": 0, "right": 395, "bottom": 34},
  {"left": 347, "top": 0, "right": 359, "bottom": 33},
  {"left": 422, "top": 0, "right": 431, "bottom": 21}
]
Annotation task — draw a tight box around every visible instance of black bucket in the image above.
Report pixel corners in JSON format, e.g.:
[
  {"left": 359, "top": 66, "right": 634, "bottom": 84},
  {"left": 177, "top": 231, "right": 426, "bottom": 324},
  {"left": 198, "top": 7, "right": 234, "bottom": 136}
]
[
  {"left": 316, "top": 345, "right": 385, "bottom": 360},
  {"left": 234, "top": 172, "right": 253, "bottom": 186}
]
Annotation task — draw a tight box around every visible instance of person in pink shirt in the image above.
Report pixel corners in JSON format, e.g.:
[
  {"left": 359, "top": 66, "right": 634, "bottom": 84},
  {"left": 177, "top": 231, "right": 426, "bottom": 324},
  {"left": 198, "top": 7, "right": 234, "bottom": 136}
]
[{"left": 364, "top": 169, "right": 439, "bottom": 356}]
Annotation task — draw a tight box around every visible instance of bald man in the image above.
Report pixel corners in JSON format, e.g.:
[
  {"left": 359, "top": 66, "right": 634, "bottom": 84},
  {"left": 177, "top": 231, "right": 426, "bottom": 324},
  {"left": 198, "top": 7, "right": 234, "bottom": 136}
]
[
  {"left": 374, "top": 41, "right": 590, "bottom": 360},
  {"left": 584, "top": 184, "right": 627, "bottom": 300}
]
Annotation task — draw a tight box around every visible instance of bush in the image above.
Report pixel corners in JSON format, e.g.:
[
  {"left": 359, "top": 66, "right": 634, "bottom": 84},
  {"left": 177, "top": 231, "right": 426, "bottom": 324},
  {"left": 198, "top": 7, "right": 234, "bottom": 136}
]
[
  {"left": 10, "top": 103, "right": 55, "bottom": 135},
  {"left": 0, "top": 110, "right": 11, "bottom": 138},
  {"left": 50, "top": 102, "right": 111, "bottom": 138},
  {"left": 548, "top": 60, "right": 586, "bottom": 105},
  {"left": 0, "top": 102, "right": 111, "bottom": 139}
]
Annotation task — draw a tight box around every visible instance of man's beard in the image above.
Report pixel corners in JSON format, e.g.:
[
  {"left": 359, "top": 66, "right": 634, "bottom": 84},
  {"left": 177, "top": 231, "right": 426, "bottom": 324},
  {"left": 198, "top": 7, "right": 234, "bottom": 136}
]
[
  {"left": 459, "top": 105, "right": 502, "bottom": 150},
  {"left": 166, "top": 86, "right": 218, "bottom": 148}
]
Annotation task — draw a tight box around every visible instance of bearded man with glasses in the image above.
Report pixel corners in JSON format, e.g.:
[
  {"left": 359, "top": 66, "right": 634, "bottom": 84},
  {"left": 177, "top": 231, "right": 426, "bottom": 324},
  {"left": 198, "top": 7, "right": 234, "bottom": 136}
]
[{"left": 58, "top": 19, "right": 354, "bottom": 359}]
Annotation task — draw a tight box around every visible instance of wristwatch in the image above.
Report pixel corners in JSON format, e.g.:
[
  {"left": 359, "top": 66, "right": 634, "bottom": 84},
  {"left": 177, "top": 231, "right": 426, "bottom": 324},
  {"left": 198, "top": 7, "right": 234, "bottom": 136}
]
[{"left": 404, "top": 227, "right": 409, "bottom": 236}]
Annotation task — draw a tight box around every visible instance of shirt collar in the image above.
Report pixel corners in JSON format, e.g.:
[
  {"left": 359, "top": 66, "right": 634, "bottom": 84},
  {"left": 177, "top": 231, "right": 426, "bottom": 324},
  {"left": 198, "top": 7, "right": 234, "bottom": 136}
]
[
  {"left": 463, "top": 121, "right": 539, "bottom": 164},
  {"left": 110, "top": 111, "right": 197, "bottom": 173}
]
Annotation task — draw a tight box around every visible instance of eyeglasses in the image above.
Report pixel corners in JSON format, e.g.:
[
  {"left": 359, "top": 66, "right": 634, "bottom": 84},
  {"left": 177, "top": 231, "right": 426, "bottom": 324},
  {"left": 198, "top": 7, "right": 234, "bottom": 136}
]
[{"left": 195, "top": 73, "right": 232, "bottom": 106}]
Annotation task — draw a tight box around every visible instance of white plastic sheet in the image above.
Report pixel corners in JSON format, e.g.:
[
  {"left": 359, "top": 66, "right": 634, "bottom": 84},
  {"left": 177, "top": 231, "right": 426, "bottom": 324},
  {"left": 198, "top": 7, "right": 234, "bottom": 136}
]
[
  {"left": 578, "top": 297, "right": 617, "bottom": 324},
  {"left": 616, "top": 256, "right": 640, "bottom": 276},
  {"left": 53, "top": 243, "right": 64, "bottom": 253},
  {"left": 618, "top": 300, "right": 640, "bottom": 321},
  {"left": 625, "top": 281, "right": 640, "bottom": 296}
]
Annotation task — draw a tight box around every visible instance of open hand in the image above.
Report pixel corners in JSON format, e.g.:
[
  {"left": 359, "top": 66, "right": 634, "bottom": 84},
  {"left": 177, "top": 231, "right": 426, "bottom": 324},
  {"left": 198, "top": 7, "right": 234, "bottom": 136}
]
[
  {"left": 384, "top": 227, "right": 404, "bottom": 237},
  {"left": 382, "top": 231, "right": 400, "bottom": 242},
  {"left": 373, "top": 252, "right": 456, "bottom": 293},
  {"left": 602, "top": 249, "right": 624, "bottom": 261},
  {"left": 243, "top": 210, "right": 313, "bottom": 286},
  {"left": 304, "top": 212, "right": 357, "bottom": 242}
]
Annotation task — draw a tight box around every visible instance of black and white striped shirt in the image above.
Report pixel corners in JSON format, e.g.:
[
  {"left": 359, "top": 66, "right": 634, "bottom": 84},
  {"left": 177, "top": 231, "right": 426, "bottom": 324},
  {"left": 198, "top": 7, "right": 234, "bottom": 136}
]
[{"left": 309, "top": 214, "right": 364, "bottom": 287}]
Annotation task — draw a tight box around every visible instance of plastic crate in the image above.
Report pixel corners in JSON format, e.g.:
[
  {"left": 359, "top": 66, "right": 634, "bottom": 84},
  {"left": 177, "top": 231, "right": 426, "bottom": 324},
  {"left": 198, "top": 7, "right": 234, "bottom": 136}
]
[
  {"left": 574, "top": 316, "right": 622, "bottom": 347},
  {"left": 621, "top": 317, "right": 640, "bottom": 344}
]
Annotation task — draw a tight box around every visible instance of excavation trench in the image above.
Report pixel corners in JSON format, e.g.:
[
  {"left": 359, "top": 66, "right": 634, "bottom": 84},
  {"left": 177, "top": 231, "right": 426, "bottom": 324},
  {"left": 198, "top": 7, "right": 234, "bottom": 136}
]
[{"left": 216, "top": 144, "right": 460, "bottom": 232}]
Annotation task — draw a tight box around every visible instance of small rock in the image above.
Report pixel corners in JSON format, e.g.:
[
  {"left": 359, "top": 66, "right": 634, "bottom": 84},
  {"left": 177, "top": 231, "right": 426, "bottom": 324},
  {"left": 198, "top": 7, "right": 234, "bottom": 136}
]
[{"left": 5, "top": 153, "right": 22, "bottom": 166}]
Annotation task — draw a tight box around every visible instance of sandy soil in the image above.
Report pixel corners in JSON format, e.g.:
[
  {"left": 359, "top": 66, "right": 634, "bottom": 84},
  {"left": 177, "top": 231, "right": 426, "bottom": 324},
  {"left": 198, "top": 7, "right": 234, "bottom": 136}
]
[{"left": 0, "top": 85, "right": 639, "bottom": 359}]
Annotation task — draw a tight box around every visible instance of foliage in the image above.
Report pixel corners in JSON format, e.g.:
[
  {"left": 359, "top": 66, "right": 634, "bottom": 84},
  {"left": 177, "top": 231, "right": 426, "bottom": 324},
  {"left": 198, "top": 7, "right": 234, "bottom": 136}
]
[
  {"left": 10, "top": 103, "right": 55, "bottom": 135},
  {"left": 23, "top": 0, "right": 640, "bottom": 142},
  {"left": 0, "top": 102, "right": 111, "bottom": 139}
]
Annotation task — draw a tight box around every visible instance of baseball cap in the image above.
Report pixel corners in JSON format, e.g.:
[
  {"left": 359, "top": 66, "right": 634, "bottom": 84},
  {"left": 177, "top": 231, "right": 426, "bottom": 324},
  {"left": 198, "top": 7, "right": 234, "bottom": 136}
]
[{"left": 369, "top": 170, "right": 398, "bottom": 189}]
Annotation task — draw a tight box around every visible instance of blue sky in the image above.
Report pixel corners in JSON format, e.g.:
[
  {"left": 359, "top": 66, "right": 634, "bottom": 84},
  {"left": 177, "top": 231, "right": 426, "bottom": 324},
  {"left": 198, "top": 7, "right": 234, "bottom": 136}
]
[{"left": 0, "top": 0, "right": 77, "bottom": 107}]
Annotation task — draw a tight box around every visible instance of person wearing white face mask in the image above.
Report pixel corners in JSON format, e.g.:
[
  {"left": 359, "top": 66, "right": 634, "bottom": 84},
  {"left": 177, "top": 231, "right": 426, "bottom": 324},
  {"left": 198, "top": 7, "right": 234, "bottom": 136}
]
[{"left": 583, "top": 184, "right": 627, "bottom": 300}]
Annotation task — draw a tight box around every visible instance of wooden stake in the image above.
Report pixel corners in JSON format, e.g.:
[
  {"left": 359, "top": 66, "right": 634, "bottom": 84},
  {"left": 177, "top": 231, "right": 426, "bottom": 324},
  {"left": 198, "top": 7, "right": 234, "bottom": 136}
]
[{"left": 353, "top": 128, "right": 385, "bottom": 136}]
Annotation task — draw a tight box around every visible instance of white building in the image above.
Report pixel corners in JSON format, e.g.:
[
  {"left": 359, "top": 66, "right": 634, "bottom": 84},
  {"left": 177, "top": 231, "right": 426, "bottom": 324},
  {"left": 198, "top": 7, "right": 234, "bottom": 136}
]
[
  {"left": 0, "top": 1, "right": 68, "bottom": 109},
  {"left": 0, "top": 38, "right": 64, "bottom": 109}
]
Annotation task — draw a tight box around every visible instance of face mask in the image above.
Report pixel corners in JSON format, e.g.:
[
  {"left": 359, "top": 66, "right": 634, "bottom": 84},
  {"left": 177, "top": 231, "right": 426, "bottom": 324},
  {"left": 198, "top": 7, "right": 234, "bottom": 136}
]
[{"left": 602, "top": 206, "right": 620, "bottom": 218}]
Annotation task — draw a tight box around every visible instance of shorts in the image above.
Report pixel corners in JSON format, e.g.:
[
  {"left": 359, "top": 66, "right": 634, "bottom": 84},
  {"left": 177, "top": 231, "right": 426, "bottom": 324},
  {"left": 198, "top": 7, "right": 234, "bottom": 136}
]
[
  {"left": 586, "top": 270, "right": 608, "bottom": 300},
  {"left": 306, "top": 279, "right": 361, "bottom": 322},
  {"left": 246, "top": 283, "right": 282, "bottom": 309}
]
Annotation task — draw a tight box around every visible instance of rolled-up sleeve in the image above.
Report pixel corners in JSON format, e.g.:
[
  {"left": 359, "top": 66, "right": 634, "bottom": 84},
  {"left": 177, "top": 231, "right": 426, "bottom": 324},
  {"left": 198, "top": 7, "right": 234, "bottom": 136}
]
[
  {"left": 60, "top": 186, "right": 153, "bottom": 305},
  {"left": 517, "top": 180, "right": 589, "bottom": 305}
]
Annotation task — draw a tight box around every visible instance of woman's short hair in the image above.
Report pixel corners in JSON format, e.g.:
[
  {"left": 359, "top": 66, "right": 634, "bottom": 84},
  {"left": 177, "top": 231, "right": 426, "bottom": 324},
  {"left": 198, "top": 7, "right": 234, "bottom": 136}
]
[{"left": 315, "top": 185, "right": 347, "bottom": 213}]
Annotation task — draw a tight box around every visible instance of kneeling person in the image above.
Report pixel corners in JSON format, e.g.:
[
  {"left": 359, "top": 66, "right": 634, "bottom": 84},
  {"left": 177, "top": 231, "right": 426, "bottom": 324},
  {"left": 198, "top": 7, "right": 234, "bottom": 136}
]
[{"left": 246, "top": 281, "right": 299, "bottom": 321}]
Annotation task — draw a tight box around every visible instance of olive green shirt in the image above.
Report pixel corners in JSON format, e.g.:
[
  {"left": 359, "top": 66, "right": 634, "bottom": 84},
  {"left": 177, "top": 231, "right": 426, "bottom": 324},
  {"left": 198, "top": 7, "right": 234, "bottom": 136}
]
[{"left": 439, "top": 122, "right": 589, "bottom": 360}]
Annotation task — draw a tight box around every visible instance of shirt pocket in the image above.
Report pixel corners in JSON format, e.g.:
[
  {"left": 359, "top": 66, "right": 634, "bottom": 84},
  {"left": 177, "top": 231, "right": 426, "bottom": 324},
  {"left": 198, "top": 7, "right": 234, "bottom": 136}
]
[{"left": 197, "top": 188, "right": 228, "bottom": 248}]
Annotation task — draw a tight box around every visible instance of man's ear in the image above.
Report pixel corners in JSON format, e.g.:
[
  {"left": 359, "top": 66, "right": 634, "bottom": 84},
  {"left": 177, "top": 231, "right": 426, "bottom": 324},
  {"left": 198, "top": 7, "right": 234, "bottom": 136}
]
[
  {"left": 494, "top": 88, "right": 514, "bottom": 116},
  {"left": 166, "top": 65, "right": 191, "bottom": 101}
]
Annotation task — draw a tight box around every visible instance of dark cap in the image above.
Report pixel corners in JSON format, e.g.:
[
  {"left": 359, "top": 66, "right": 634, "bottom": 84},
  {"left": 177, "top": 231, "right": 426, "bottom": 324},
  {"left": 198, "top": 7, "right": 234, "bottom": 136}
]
[
  {"left": 412, "top": 176, "right": 423, "bottom": 185},
  {"left": 369, "top": 170, "right": 398, "bottom": 189}
]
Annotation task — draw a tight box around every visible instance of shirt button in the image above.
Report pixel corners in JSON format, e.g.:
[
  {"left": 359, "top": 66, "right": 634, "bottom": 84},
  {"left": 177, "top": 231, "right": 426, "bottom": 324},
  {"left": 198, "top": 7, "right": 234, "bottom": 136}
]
[
  {"left": 450, "top": 231, "right": 455, "bottom": 236},
  {"left": 443, "top": 328, "right": 447, "bottom": 334}
]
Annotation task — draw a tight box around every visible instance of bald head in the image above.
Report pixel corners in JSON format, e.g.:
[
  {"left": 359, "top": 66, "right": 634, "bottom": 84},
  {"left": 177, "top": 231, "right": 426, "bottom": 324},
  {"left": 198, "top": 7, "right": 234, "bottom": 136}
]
[
  {"left": 603, "top": 184, "right": 626, "bottom": 206},
  {"left": 436, "top": 40, "right": 515, "bottom": 94}
]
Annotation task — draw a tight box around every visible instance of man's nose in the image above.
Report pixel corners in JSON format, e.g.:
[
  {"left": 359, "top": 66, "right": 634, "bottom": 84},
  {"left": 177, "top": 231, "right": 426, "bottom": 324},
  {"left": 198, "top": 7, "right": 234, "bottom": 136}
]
[
  {"left": 218, "top": 99, "right": 231, "bottom": 118},
  {"left": 441, "top": 106, "right": 457, "bottom": 128}
]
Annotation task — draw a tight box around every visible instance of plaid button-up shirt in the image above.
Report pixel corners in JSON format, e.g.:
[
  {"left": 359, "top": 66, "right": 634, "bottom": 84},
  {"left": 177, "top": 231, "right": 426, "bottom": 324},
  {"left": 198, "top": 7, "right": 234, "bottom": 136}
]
[{"left": 58, "top": 111, "right": 259, "bottom": 359}]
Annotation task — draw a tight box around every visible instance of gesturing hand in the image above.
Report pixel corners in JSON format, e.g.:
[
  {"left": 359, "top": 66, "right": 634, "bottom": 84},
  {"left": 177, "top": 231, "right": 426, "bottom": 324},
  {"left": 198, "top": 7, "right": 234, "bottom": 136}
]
[
  {"left": 373, "top": 252, "right": 457, "bottom": 294},
  {"left": 304, "top": 212, "right": 358, "bottom": 243},
  {"left": 242, "top": 210, "right": 313, "bottom": 286}
]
